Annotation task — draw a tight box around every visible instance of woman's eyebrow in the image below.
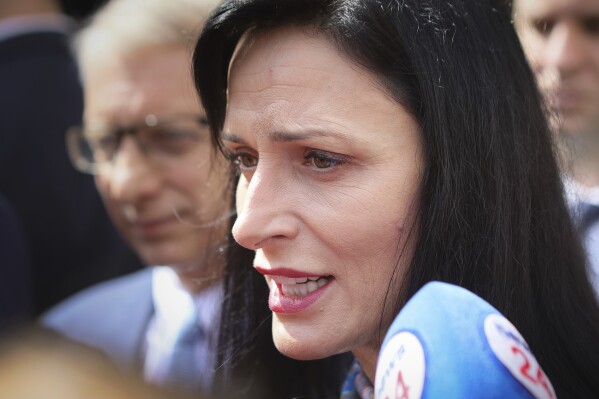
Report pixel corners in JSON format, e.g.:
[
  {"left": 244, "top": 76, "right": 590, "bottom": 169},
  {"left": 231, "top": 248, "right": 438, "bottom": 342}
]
[
  {"left": 222, "top": 129, "right": 355, "bottom": 144},
  {"left": 271, "top": 130, "right": 329, "bottom": 142},
  {"left": 221, "top": 133, "right": 246, "bottom": 144}
]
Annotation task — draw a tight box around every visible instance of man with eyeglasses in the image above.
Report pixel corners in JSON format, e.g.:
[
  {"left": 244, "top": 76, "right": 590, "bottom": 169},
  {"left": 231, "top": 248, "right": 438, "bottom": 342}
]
[
  {"left": 0, "top": 0, "right": 144, "bottom": 319},
  {"left": 514, "top": 0, "right": 599, "bottom": 295},
  {"left": 43, "top": 0, "right": 229, "bottom": 394}
]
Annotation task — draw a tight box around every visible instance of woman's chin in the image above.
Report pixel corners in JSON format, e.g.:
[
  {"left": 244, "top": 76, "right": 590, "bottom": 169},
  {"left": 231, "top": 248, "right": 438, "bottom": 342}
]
[
  {"left": 273, "top": 340, "right": 328, "bottom": 361},
  {"left": 272, "top": 322, "right": 336, "bottom": 361}
]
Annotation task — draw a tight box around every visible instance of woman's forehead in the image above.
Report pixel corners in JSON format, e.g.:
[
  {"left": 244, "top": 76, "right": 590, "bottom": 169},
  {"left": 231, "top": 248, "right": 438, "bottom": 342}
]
[
  {"left": 227, "top": 28, "right": 389, "bottom": 118},
  {"left": 231, "top": 28, "right": 329, "bottom": 85}
]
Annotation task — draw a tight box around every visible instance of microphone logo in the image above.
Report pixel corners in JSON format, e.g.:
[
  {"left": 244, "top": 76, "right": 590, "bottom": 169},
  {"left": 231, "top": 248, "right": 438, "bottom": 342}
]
[
  {"left": 374, "top": 331, "right": 425, "bottom": 399},
  {"left": 484, "top": 314, "right": 556, "bottom": 399}
]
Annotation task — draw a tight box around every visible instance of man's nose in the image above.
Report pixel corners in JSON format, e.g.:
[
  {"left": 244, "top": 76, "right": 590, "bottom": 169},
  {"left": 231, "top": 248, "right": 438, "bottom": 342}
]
[
  {"left": 543, "top": 22, "right": 588, "bottom": 76},
  {"left": 102, "top": 137, "right": 162, "bottom": 204},
  {"left": 232, "top": 167, "right": 299, "bottom": 251}
]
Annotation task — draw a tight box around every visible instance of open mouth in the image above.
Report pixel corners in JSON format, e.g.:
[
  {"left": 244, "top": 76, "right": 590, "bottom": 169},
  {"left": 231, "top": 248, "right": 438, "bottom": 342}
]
[
  {"left": 256, "top": 267, "right": 334, "bottom": 312},
  {"left": 268, "top": 275, "right": 334, "bottom": 313},
  {"left": 272, "top": 275, "right": 333, "bottom": 297}
]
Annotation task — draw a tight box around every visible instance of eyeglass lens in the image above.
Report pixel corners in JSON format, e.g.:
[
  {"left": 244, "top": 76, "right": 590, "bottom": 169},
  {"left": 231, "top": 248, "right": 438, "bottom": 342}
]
[{"left": 81, "top": 116, "right": 209, "bottom": 168}]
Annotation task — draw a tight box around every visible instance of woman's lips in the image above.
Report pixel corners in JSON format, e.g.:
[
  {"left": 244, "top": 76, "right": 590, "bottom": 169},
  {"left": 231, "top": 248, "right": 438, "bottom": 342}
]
[
  {"left": 255, "top": 266, "right": 322, "bottom": 278},
  {"left": 255, "top": 266, "right": 333, "bottom": 313}
]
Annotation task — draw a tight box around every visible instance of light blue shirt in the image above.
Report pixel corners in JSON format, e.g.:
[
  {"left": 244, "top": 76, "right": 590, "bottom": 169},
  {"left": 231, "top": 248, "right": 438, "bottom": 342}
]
[
  {"left": 144, "top": 266, "right": 222, "bottom": 391},
  {"left": 564, "top": 178, "right": 599, "bottom": 295}
]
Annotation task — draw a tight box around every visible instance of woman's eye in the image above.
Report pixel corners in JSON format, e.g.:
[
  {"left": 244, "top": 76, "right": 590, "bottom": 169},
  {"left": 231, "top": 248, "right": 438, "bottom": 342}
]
[
  {"left": 305, "top": 151, "right": 345, "bottom": 170},
  {"left": 312, "top": 155, "right": 333, "bottom": 169},
  {"left": 231, "top": 152, "right": 258, "bottom": 169}
]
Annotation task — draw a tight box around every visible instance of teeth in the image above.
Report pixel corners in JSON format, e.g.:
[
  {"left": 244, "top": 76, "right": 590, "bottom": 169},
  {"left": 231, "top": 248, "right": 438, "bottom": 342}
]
[
  {"left": 271, "top": 276, "right": 309, "bottom": 284},
  {"left": 271, "top": 276, "right": 299, "bottom": 284},
  {"left": 280, "top": 276, "right": 330, "bottom": 297}
]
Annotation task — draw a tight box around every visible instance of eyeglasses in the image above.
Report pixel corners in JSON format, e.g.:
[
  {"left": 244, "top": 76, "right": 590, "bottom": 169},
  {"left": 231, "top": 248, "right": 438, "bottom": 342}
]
[{"left": 66, "top": 114, "right": 210, "bottom": 174}]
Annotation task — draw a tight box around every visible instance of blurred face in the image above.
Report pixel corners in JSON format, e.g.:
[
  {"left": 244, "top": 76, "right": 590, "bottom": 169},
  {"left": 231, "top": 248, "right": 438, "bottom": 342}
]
[
  {"left": 514, "top": 0, "right": 599, "bottom": 137},
  {"left": 83, "top": 45, "right": 229, "bottom": 272},
  {"left": 224, "top": 27, "right": 423, "bottom": 372}
]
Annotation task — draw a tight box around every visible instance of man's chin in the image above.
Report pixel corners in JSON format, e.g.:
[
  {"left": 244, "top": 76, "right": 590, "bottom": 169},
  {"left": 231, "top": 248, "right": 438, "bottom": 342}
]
[{"left": 136, "top": 245, "right": 187, "bottom": 267}]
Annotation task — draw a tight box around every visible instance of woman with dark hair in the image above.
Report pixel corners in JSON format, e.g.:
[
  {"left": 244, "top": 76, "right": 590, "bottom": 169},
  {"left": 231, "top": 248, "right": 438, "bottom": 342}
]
[{"left": 194, "top": 0, "right": 599, "bottom": 397}]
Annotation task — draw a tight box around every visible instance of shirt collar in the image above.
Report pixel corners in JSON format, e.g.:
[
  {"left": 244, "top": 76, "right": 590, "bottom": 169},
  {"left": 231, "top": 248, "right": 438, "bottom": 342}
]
[
  {"left": 151, "top": 266, "right": 222, "bottom": 340},
  {"left": 563, "top": 176, "right": 599, "bottom": 207},
  {"left": 341, "top": 360, "right": 374, "bottom": 399}
]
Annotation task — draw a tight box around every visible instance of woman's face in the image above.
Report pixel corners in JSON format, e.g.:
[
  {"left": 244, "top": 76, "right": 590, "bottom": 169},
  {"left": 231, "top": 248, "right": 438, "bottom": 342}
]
[{"left": 223, "top": 27, "right": 423, "bottom": 369}]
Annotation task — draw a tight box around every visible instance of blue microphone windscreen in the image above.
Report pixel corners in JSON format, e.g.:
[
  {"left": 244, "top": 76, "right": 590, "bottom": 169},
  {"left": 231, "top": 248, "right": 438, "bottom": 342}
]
[{"left": 374, "top": 282, "right": 555, "bottom": 399}]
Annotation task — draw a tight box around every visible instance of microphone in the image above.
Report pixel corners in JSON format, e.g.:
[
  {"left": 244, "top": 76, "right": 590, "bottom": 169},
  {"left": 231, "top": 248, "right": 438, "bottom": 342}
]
[{"left": 374, "top": 282, "right": 555, "bottom": 399}]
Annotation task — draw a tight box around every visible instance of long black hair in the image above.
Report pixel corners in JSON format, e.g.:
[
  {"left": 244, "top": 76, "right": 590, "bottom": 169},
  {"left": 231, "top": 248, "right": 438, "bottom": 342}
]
[{"left": 194, "top": 0, "right": 599, "bottom": 397}]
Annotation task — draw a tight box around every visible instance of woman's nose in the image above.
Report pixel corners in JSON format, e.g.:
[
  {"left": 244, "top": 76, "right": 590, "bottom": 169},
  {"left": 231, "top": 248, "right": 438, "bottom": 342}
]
[
  {"left": 99, "top": 137, "right": 162, "bottom": 204},
  {"left": 232, "top": 168, "right": 299, "bottom": 251}
]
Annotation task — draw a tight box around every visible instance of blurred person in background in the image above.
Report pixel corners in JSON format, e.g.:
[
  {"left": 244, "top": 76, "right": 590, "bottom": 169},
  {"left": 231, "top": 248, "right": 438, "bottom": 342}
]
[
  {"left": 43, "top": 0, "right": 231, "bottom": 394},
  {"left": 0, "top": 328, "right": 202, "bottom": 399},
  {"left": 0, "top": 0, "right": 142, "bottom": 318},
  {"left": 514, "top": 0, "right": 599, "bottom": 293}
]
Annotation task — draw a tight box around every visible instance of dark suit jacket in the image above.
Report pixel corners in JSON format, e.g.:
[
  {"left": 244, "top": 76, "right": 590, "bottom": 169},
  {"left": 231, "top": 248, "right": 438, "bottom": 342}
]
[
  {"left": 42, "top": 268, "right": 153, "bottom": 370},
  {"left": 0, "top": 194, "right": 31, "bottom": 329},
  {"left": 0, "top": 30, "right": 143, "bottom": 314}
]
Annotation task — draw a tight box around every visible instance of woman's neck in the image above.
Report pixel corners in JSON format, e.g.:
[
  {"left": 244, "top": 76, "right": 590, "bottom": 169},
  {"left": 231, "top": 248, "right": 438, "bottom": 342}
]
[{"left": 352, "top": 345, "right": 379, "bottom": 383}]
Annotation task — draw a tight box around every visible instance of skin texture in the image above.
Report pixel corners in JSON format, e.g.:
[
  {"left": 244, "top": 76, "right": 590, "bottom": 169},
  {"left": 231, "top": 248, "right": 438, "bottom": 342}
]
[
  {"left": 83, "top": 45, "right": 229, "bottom": 292},
  {"left": 223, "top": 27, "right": 423, "bottom": 380}
]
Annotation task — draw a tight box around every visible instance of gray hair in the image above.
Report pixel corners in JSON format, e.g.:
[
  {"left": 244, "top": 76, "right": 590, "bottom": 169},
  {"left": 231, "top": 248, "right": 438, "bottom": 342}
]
[{"left": 76, "top": 0, "right": 219, "bottom": 75}]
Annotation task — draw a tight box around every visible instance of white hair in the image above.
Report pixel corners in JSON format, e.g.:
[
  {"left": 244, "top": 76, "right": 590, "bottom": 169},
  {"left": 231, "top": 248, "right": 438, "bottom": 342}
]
[{"left": 75, "top": 0, "right": 220, "bottom": 74}]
